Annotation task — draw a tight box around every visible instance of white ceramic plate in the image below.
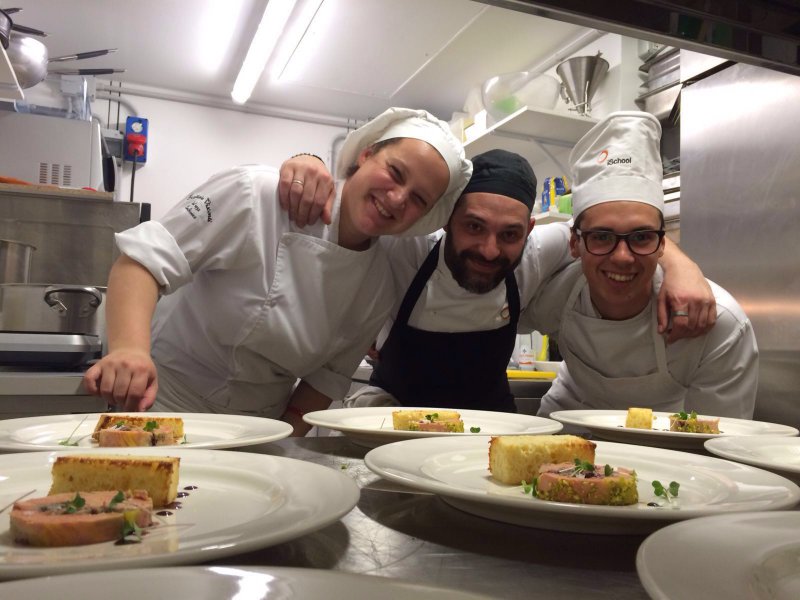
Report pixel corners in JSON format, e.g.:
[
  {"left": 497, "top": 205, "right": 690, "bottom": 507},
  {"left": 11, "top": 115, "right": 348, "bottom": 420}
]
[
  {"left": 550, "top": 410, "right": 798, "bottom": 450},
  {"left": 637, "top": 512, "right": 800, "bottom": 600},
  {"left": 705, "top": 436, "right": 800, "bottom": 484},
  {"left": 364, "top": 436, "right": 800, "bottom": 535},
  {"left": 0, "top": 412, "right": 293, "bottom": 451},
  {"left": 0, "top": 565, "right": 493, "bottom": 599},
  {"left": 0, "top": 447, "right": 359, "bottom": 580},
  {"left": 303, "top": 406, "right": 562, "bottom": 448}
]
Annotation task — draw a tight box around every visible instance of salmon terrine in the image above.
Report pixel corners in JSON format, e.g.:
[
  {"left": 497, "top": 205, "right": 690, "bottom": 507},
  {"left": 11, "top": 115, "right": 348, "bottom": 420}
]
[
  {"left": 535, "top": 462, "right": 639, "bottom": 506},
  {"left": 92, "top": 414, "right": 184, "bottom": 444},
  {"left": 669, "top": 412, "right": 720, "bottom": 434},
  {"left": 97, "top": 424, "right": 176, "bottom": 447},
  {"left": 10, "top": 490, "right": 153, "bottom": 547},
  {"left": 392, "top": 410, "right": 464, "bottom": 433}
]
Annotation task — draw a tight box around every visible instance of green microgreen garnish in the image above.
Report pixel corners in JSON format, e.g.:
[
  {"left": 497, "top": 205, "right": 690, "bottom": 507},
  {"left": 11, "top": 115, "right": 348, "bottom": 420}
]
[
  {"left": 604, "top": 464, "right": 613, "bottom": 476},
  {"left": 424, "top": 413, "right": 439, "bottom": 422},
  {"left": 180, "top": 434, "right": 188, "bottom": 445},
  {"left": 64, "top": 493, "right": 85, "bottom": 514},
  {"left": 58, "top": 415, "right": 90, "bottom": 446},
  {"left": 108, "top": 491, "right": 125, "bottom": 509},
  {"left": 652, "top": 480, "right": 680, "bottom": 504},
  {"left": 674, "top": 410, "right": 698, "bottom": 420},
  {"left": 143, "top": 420, "right": 158, "bottom": 432},
  {"left": 571, "top": 458, "right": 595, "bottom": 475},
  {"left": 121, "top": 511, "right": 143, "bottom": 542},
  {"left": 470, "top": 426, "right": 481, "bottom": 433},
  {"left": 521, "top": 478, "right": 538, "bottom": 495}
]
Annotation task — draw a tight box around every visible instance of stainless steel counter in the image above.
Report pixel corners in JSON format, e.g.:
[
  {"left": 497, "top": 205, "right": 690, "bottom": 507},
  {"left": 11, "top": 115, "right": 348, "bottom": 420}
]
[{"left": 224, "top": 437, "right": 649, "bottom": 599}]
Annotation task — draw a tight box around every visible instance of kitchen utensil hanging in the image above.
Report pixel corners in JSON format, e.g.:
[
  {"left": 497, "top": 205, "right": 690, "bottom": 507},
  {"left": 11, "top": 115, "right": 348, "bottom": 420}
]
[{"left": 6, "top": 30, "right": 121, "bottom": 89}]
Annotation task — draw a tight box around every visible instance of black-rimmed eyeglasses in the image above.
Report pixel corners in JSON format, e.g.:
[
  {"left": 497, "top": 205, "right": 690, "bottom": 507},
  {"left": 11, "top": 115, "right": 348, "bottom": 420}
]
[{"left": 575, "top": 229, "right": 666, "bottom": 256}]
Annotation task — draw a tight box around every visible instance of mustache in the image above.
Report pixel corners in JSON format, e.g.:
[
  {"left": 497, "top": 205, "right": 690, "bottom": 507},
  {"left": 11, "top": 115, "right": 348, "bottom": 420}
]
[{"left": 460, "top": 250, "right": 512, "bottom": 270}]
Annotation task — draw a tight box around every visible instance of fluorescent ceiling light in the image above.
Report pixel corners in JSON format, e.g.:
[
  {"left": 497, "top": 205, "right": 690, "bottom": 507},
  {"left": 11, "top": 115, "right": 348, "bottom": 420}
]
[
  {"left": 271, "top": 0, "right": 326, "bottom": 82},
  {"left": 197, "top": 0, "right": 244, "bottom": 74},
  {"left": 231, "top": 0, "right": 299, "bottom": 104}
]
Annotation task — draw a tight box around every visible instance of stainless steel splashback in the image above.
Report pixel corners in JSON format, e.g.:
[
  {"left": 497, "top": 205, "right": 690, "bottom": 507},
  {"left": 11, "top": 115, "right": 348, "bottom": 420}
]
[
  {"left": 681, "top": 63, "right": 800, "bottom": 427},
  {"left": 0, "top": 185, "right": 146, "bottom": 285}
]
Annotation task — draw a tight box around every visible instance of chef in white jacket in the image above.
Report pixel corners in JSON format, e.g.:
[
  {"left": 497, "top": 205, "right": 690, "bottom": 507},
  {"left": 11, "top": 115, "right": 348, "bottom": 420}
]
[
  {"left": 521, "top": 111, "right": 758, "bottom": 419},
  {"left": 279, "top": 149, "right": 719, "bottom": 413},
  {"left": 83, "top": 108, "right": 472, "bottom": 434}
]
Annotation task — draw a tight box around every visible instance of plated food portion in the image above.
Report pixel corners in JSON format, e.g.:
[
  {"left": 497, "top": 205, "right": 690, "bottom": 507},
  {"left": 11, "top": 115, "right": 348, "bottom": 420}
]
[
  {"left": 364, "top": 435, "right": 800, "bottom": 534},
  {"left": 92, "top": 415, "right": 185, "bottom": 447},
  {"left": 550, "top": 410, "right": 798, "bottom": 450},
  {"left": 0, "top": 448, "right": 360, "bottom": 579},
  {"left": 0, "top": 412, "right": 293, "bottom": 451},
  {"left": 303, "top": 406, "right": 562, "bottom": 448},
  {"left": 11, "top": 453, "right": 180, "bottom": 547}
]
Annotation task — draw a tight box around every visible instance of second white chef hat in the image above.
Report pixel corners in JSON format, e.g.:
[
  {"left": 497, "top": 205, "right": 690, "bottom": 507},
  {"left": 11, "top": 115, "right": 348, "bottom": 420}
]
[
  {"left": 336, "top": 107, "right": 472, "bottom": 237},
  {"left": 570, "top": 111, "right": 664, "bottom": 220}
]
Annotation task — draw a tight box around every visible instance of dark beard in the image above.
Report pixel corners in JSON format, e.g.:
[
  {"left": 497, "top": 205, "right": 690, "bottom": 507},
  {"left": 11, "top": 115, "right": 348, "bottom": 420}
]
[{"left": 443, "top": 233, "right": 521, "bottom": 294}]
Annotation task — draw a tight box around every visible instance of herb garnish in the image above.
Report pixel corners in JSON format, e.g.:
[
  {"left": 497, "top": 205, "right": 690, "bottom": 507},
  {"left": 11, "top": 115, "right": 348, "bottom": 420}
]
[
  {"left": 424, "top": 413, "right": 439, "bottom": 422},
  {"left": 108, "top": 491, "right": 125, "bottom": 509},
  {"left": 522, "top": 479, "right": 538, "bottom": 495},
  {"left": 143, "top": 420, "right": 158, "bottom": 432},
  {"left": 604, "top": 464, "right": 614, "bottom": 476},
  {"left": 674, "top": 411, "right": 698, "bottom": 420},
  {"left": 64, "top": 493, "right": 86, "bottom": 514},
  {"left": 120, "top": 510, "right": 143, "bottom": 542},
  {"left": 58, "top": 415, "right": 90, "bottom": 446},
  {"left": 180, "top": 434, "right": 188, "bottom": 445},
  {"left": 470, "top": 426, "right": 481, "bottom": 433},
  {"left": 652, "top": 480, "right": 680, "bottom": 504}
]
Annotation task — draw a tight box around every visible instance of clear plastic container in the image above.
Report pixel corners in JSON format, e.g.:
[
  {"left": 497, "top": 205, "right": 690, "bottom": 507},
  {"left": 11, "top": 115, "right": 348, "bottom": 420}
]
[{"left": 14, "top": 75, "right": 92, "bottom": 121}]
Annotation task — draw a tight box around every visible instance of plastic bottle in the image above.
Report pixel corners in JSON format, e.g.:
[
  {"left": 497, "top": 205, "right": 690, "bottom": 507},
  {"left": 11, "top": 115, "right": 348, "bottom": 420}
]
[{"left": 519, "top": 345, "right": 534, "bottom": 371}]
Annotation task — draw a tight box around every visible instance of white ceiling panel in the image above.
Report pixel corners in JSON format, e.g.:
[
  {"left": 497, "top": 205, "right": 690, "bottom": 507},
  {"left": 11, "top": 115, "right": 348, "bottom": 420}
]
[{"left": 2, "top": 0, "right": 589, "bottom": 121}]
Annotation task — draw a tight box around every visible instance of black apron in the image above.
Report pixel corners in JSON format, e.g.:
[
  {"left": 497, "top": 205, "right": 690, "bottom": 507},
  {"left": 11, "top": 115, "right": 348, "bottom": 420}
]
[{"left": 370, "top": 239, "right": 519, "bottom": 412}]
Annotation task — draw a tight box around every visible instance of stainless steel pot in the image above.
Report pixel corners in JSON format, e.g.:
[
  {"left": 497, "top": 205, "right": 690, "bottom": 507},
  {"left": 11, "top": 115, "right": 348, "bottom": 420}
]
[
  {"left": 0, "top": 239, "right": 35, "bottom": 284},
  {"left": 0, "top": 284, "right": 105, "bottom": 336}
]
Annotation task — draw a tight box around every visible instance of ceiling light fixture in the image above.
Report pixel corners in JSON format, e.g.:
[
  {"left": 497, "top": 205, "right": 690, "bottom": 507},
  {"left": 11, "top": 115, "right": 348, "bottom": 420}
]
[
  {"left": 270, "top": 0, "right": 325, "bottom": 82},
  {"left": 231, "top": 0, "right": 299, "bottom": 105}
]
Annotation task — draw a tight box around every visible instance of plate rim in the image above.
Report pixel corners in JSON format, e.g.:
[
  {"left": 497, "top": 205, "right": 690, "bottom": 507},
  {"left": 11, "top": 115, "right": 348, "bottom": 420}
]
[
  {"left": 0, "top": 412, "right": 294, "bottom": 451},
  {"left": 0, "top": 565, "right": 494, "bottom": 599},
  {"left": 704, "top": 435, "right": 800, "bottom": 475},
  {"left": 0, "top": 448, "right": 359, "bottom": 579},
  {"left": 636, "top": 510, "right": 800, "bottom": 600}
]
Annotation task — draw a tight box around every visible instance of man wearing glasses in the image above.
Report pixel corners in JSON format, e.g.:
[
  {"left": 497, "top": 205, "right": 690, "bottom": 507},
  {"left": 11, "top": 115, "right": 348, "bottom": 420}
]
[{"left": 522, "top": 111, "right": 758, "bottom": 419}]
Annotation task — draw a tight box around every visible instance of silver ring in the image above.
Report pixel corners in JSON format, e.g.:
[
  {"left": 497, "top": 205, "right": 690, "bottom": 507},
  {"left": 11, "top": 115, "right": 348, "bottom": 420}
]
[
  {"left": 291, "top": 179, "right": 304, "bottom": 186},
  {"left": 671, "top": 310, "right": 690, "bottom": 317}
]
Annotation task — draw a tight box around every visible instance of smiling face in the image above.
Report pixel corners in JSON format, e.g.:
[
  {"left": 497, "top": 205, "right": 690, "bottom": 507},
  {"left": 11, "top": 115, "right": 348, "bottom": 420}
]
[
  {"left": 571, "top": 201, "right": 665, "bottom": 320},
  {"left": 444, "top": 192, "right": 534, "bottom": 294},
  {"left": 338, "top": 138, "right": 450, "bottom": 249}
]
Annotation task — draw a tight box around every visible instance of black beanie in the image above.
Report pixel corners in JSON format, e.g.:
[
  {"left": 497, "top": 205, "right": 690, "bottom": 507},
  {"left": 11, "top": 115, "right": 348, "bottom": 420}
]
[{"left": 461, "top": 149, "right": 537, "bottom": 210}]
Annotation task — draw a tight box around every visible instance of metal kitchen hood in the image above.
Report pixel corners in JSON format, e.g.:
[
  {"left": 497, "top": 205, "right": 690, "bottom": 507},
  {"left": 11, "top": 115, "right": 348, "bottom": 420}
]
[{"left": 479, "top": 0, "right": 800, "bottom": 77}]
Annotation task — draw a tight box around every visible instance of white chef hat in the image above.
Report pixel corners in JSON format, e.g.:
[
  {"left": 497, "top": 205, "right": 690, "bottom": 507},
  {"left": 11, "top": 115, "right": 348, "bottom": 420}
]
[
  {"left": 336, "top": 107, "right": 472, "bottom": 237},
  {"left": 570, "top": 111, "right": 664, "bottom": 220}
]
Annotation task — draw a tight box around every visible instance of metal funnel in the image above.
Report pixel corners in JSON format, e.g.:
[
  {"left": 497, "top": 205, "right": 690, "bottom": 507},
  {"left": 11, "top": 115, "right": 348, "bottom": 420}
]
[{"left": 556, "top": 52, "right": 609, "bottom": 116}]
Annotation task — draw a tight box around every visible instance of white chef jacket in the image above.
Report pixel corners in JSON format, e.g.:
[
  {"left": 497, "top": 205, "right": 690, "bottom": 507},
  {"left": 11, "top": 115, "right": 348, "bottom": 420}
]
[
  {"left": 376, "top": 222, "right": 573, "bottom": 340},
  {"left": 521, "top": 262, "right": 759, "bottom": 419},
  {"left": 115, "top": 165, "right": 396, "bottom": 416},
  {"left": 344, "top": 222, "right": 573, "bottom": 409}
]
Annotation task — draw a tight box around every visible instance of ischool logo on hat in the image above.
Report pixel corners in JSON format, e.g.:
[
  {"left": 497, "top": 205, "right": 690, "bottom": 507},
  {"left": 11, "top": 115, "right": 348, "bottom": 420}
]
[{"left": 597, "top": 149, "right": 633, "bottom": 166}]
